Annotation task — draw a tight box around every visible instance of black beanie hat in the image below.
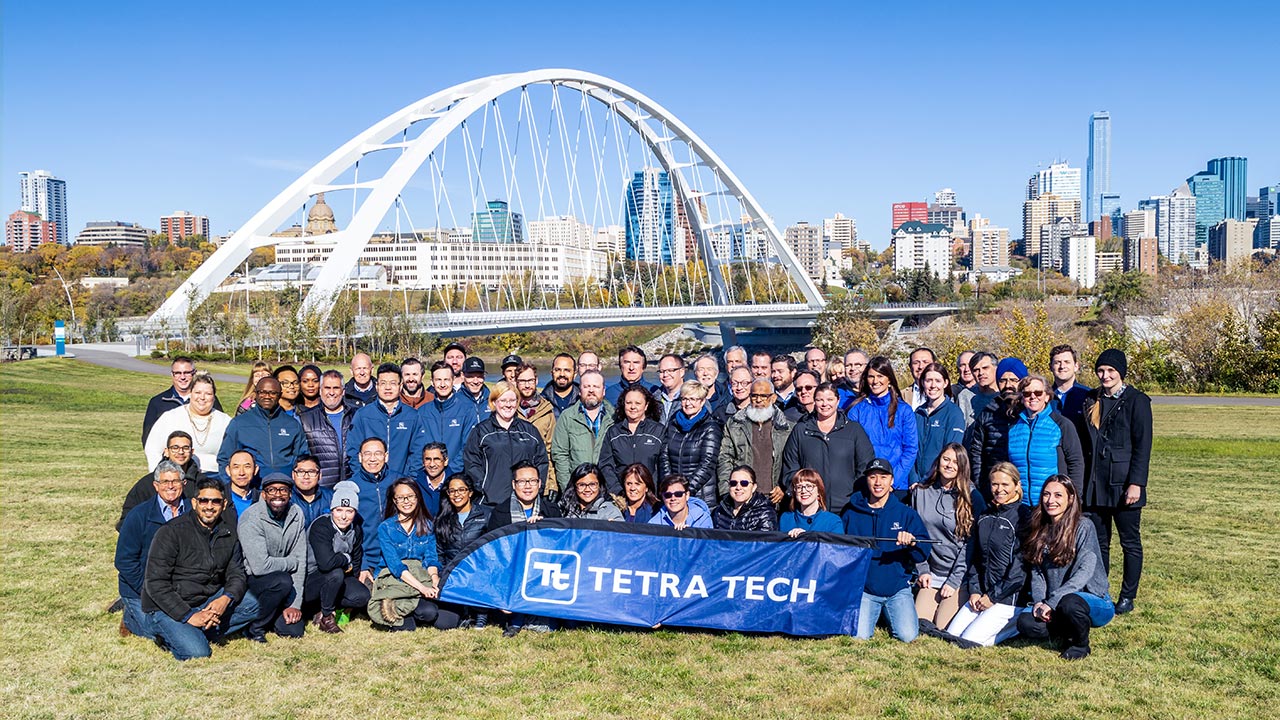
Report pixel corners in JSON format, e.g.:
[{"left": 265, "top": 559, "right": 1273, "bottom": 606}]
[{"left": 1095, "top": 348, "right": 1128, "bottom": 379}]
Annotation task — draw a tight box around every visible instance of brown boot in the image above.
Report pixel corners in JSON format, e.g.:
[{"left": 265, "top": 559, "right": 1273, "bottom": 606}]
[
  {"left": 118, "top": 620, "right": 132, "bottom": 638},
  {"left": 316, "top": 613, "right": 343, "bottom": 634}
]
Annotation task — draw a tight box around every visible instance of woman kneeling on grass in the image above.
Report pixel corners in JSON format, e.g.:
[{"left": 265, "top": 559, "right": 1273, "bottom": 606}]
[
  {"left": 648, "top": 475, "right": 713, "bottom": 530},
  {"left": 911, "top": 442, "right": 986, "bottom": 631},
  {"left": 1016, "top": 475, "right": 1114, "bottom": 660},
  {"left": 779, "top": 468, "right": 843, "bottom": 536},
  {"left": 370, "top": 478, "right": 460, "bottom": 631},
  {"left": 712, "top": 466, "right": 778, "bottom": 531},
  {"left": 946, "top": 462, "right": 1030, "bottom": 646}
]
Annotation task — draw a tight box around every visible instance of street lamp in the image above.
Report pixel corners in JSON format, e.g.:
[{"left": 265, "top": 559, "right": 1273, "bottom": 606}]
[{"left": 50, "top": 266, "right": 78, "bottom": 344}]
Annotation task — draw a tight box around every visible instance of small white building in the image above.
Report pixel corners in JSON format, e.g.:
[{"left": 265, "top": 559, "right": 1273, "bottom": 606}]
[{"left": 1061, "top": 235, "right": 1097, "bottom": 289}]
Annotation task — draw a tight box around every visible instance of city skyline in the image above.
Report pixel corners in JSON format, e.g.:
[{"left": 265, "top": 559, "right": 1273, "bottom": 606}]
[{"left": 2, "top": 1, "right": 1276, "bottom": 252}]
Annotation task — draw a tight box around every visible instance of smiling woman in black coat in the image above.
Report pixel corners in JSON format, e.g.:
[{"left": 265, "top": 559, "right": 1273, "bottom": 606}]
[{"left": 1078, "top": 349, "right": 1152, "bottom": 616}]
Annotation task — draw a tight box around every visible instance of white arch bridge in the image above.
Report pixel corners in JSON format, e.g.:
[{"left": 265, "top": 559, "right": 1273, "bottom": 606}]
[{"left": 150, "top": 69, "right": 905, "bottom": 337}]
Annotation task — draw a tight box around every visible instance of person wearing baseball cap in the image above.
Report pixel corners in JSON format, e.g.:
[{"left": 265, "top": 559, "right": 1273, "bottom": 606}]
[
  {"left": 501, "top": 354, "right": 523, "bottom": 386},
  {"left": 237, "top": 472, "right": 308, "bottom": 641},
  {"left": 842, "top": 457, "right": 931, "bottom": 642},
  {"left": 304, "top": 481, "right": 370, "bottom": 633},
  {"left": 442, "top": 343, "right": 468, "bottom": 381},
  {"left": 1079, "top": 349, "right": 1151, "bottom": 616},
  {"left": 458, "top": 356, "right": 491, "bottom": 424}
]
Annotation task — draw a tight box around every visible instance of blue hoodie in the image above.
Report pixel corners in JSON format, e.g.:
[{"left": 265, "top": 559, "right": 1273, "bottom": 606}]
[
  {"left": 648, "top": 497, "right": 714, "bottom": 529},
  {"left": 345, "top": 401, "right": 422, "bottom": 480},
  {"left": 910, "top": 398, "right": 965, "bottom": 485},
  {"left": 841, "top": 491, "right": 931, "bottom": 597},
  {"left": 216, "top": 403, "right": 310, "bottom": 478},
  {"left": 415, "top": 392, "right": 478, "bottom": 476},
  {"left": 847, "top": 392, "right": 918, "bottom": 489}
]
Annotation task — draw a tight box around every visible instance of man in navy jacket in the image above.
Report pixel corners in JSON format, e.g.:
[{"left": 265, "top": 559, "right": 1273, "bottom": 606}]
[{"left": 115, "top": 459, "right": 189, "bottom": 639}]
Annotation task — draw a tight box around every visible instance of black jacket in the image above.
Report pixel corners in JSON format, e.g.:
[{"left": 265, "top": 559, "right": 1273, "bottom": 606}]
[
  {"left": 967, "top": 396, "right": 1017, "bottom": 503},
  {"left": 1079, "top": 387, "right": 1153, "bottom": 509},
  {"left": 658, "top": 411, "right": 724, "bottom": 506},
  {"left": 344, "top": 378, "right": 376, "bottom": 408},
  {"left": 963, "top": 501, "right": 1030, "bottom": 605},
  {"left": 307, "top": 514, "right": 364, "bottom": 575},
  {"left": 300, "top": 403, "right": 357, "bottom": 488},
  {"left": 141, "top": 511, "right": 246, "bottom": 621},
  {"left": 712, "top": 492, "right": 779, "bottom": 531},
  {"left": 142, "top": 386, "right": 224, "bottom": 447},
  {"left": 779, "top": 413, "right": 875, "bottom": 514},
  {"left": 464, "top": 416, "right": 550, "bottom": 506},
  {"left": 483, "top": 498, "right": 563, "bottom": 533},
  {"left": 540, "top": 381, "right": 580, "bottom": 418},
  {"left": 116, "top": 458, "right": 204, "bottom": 530},
  {"left": 436, "top": 504, "right": 493, "bottom": 566},
  {"left": 599, "top": 418, "right": 666, "bottom": 495}
]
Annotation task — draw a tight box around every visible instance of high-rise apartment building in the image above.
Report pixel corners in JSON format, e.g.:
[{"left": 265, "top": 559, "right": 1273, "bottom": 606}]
[
  {"left": 1029, "top": 162, "right": 1082, "bottom": 202},
  {"left": 892, "top": 221, "right": 952, "bottom": 279},
  {"left": 1146, "top": 185, "right": 1197, "bottom": 264},
  {"left": 1186, "top": 171, "right": 1225, "bottom": 243},
  {"left": 624, "top": 169, "right": 677, "bottom": 265},
  {"left": 19, "top": 170, "right": 68, "bottom": 246},
  {"left": 927, "top": 197, "right": 965, "bottom": 231},
  {"left": 784, "top": 222, "right": 824, "bottom": 282},
  {"left": 1208, "top": 219, "right": 1257, "bottom": 267},
  {"left": 891, "top": 202, "right": 927, "bottom": 231},
  {"left": 934, "top": 188, "right": 957, "bottom": 206},
  {"left": 1062, "top": 234, "right": 1097, "bottom": 289},
  {"left": 1022, "top": 194, "right": 1080, "bottom": 262},
  {"left": 1087, "top": 112, "right": 1111, "bottom": 223},
  {"left": 160, "top": 210, "right": 211, "bottom": 244},
  {"left": 968, "top": 218, "right": 1010, "bottom": 270},
  {"left": 1122, "top": 208, "right": 1156, "bottom": 242},
  {"left": 1040, "top": 218, "right": 1087, "bottom": 271},
  {"left": 471, "top": 200, "right": 525, "bottom": 244},
  {"left": 5, "top": 210, "right": 58, "bottom": 252},
  {"left": 1207, "top": 157, "right": 1247, "bottom": 221},
  {"left": 822, "top": 212, "right": 862, "bottom": 256}
]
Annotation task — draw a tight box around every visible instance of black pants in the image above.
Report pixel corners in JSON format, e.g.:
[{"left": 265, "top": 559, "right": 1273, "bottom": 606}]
[
  {"left": 1016, "top": 593, "right": 1093, "bottom": 649},
  {"left": 246, "top": 571, "right": 305, "bottom": 638},
  {"left": 1088, "top": 506, "right": 1143, "bottom": 600},
  {"left": 302, "top": 568, "right": 371, "bottom": 615},
  {"left": 389, "top": 599, "right": 462, "bottom": 632}
]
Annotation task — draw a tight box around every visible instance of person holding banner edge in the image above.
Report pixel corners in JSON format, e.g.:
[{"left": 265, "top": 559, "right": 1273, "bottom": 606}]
[
  {"left": 484, "top": 461, "right": 562, "bottom": 636},
  {"left": 649, "top": 475, "right": 713, "bottom": 530},
  {"left": 434, "top": 473, "right": 491, "bottom": 629},
  {"left": 779, "top": 468, "right": 843, "bottom": 536},
  {"left": 842, "top": 458, "right": 931, "bottom": 642}
]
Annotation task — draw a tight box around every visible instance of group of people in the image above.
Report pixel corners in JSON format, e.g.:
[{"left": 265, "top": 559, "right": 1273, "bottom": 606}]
[{"left": 117, "top": 339, "right": 1151, "bottom": 661}]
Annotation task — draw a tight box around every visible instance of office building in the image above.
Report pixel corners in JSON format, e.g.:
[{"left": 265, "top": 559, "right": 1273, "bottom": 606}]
[
  {"left": 74, "top": 221, "right": 153, "bottom": 248},
  {"left": 1087, "top": 112, "right": 1111, "bottom": 223},
  {"left": 1186, "top": 171, "right": 1225, "bottom": 243},
  {"left": 1062, "top": 234, "right": 1097, "bottom": 289},
  {"left": 891, "top": 202, "right": 927, "bottom": 230},
  {"left": 471, "top": 199, "right": 525, "bottom": 244},
  {"left": 160, "top": 211, "right": 211, "bottom": 243},
  {"left": 1125, "top": 236, "right": 1158, "bottom": 276},
  {"left": 892, "top": 221, "right": 952, "bottom": 279},
  {"left": 1095, "top": 251, "right": 1123, "bottom": 277},
  {"left": 927, "top": 198, "right": 965, "bottom": 232},
  {"left": 528, "top": 215, "right": 594, "bottom": 250},
  {"left": 784, "top": 221, "right": 825, "bottom": 282},
  {"left": 19, "top": 170, "right": 68, "bottom": 246},
  {"left": 1102, "top": 193, "right": 1122, "bottom": 232},
  {"left": 1208, "top": 219, "right": 1258, "bottom": 267},
  {"left": 5, "top": 210, "right": 57, "bottom": 252},
  {"left": 624, "top": 169, "right": 678, "bottom": 265},
  {"left": 1029, "top": 162, "right": 1082, "bottom": 201},
  {"left": 1123, "top": 208, "right": 1156, "bottom": 241},
  {"left": 823, "top": 212, "right": 863, "bottom": 255},
  {"left": 1207, "top": 157, "right": 1248, "bottom": 220}
]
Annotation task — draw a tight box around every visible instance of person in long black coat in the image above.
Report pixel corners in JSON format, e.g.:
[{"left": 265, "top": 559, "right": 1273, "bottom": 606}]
[{"left": 1078, "top": 349, "right": 1152, "bottom": 615}]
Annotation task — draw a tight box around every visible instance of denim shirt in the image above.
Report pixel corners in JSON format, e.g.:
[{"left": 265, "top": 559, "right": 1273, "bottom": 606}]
[{"left": 377, "top": 516, "right": 439, "bottom": 577}]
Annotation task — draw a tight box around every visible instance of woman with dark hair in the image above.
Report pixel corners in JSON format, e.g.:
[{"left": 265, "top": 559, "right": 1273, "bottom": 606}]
[
  {"left": 909, "top": 363, "right": 965, "bottom": 485},
  {"left": 657, "top": 381, "right": 723, "bottom": 507},
  {"left": 847, "top": 356, "right": 918, "bottom": 495},
  {"left": 1079, "top": 348, "right": 1152, "bottom": 616},
  {"left": 910, "top": 442, "right": 986, "bottom": 630},
  {"left": 778, "top": 468, "right": 842, "bottom": 536},
  {"left": 711, "top": 465, "right": 777, "bottom": 531},
  {"left": 298, "top": 364, "right": 323, "bottom": 410},
  {"left": 561, "top": 463, "right": 623, "bottom": 521},
  {"left": 780, "top": 383, "right": 875, "bottom": 514},
  {"left": 434, "top": 473, "right": 492, "bottom": 629},
  {"left": 648, "top": 475, "right": 712, "bottom": 530},
  {"left": 947, "top": 462, "right": 1030, "bottom": 646},
  {"left": 1016, "top": 475, "right": 1114, "bottom": 660},
  {"left": 370, "top": 478, "right": 459, "bottom": 631},
  {"left": 273, "top": 365, "right": 301, "bottom": 416},
  {"left": 598, "top": 386, "right": 666, "bottom": 496},
  {"left": 613, "top": 463, "right": 660, "bottom": 523},
  {"left": 236, "top": 360, "right": 273, "bottom": 416}
]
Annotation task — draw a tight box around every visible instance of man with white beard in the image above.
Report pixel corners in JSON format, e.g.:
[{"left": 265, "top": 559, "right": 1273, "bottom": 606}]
[{"left": 717, "top": 379, "right": 792, "bottom": 505}]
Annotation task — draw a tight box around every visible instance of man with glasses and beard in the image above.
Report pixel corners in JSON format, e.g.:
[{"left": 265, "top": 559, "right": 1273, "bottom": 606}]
[{"left": 719, "top": 379, "right": 792, "bottom": 504}]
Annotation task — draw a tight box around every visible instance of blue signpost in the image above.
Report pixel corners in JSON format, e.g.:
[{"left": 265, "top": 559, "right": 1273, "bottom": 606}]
[{"left": 55, "top": 320, "right": 66, "bottom": 356}]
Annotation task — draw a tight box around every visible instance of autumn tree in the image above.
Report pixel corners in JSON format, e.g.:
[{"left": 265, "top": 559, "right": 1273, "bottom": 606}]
[{"left": 812, "top": 295, "right": 880, "bottom": 359}]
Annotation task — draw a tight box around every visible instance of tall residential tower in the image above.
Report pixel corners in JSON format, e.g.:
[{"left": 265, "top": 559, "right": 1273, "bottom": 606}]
[
  {"left": 19, "top": 170, "right": 68, "bottom": 246},
  {"left": 1087, "top": 112, "right": 1111, "bottom": 223}
]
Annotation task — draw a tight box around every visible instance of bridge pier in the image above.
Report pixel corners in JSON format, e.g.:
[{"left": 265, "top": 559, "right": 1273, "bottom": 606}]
[{"left": 718, "top": 322, "right": 738, "bottom": 349}]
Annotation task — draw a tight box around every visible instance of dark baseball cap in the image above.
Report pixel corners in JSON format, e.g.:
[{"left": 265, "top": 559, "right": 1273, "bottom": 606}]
[
  {"left": 863, "top": 458, "right": 894, "bottom": 477},
  {"left": 262, "top": 472, "right": 294, "bottom": 489},
  {"left": 462, "top": 357, "right": 485, "bottom": 374},
  {"left": 444, "top": 342, "right": 467, "bottom": 355},
  {"left": 501, "top": 354, "right": 523, "bottom": 369}
]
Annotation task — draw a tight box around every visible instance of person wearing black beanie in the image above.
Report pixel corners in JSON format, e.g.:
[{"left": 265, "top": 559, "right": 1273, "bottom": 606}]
[{"left": 1078, "top": 349, "right": 1151, "bottom": 616}]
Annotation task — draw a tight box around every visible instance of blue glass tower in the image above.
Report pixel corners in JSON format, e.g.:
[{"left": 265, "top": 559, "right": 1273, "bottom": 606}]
[
  {"left": 1087, "top": 111, "right": 1111, "bottom": 223},
  {"left": 1186, "top": 172, "right": 1225, "bottom": 244},
  {"left": 1207, "top": 157, "right": 1247, "bottom": 221},
  {"left": 624, "top": 169, "right": 675, "bottom": 265},
  {"left": 471, "top": 200, "right": 525, "bottom": 243}
]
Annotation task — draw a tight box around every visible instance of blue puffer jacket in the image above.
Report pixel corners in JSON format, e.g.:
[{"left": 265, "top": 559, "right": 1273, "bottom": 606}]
[
  {"left": 416, "top": 393, "right": 478, "bottom": 476},
  {"left": 841, "top": 491, "right": 931, "bottom": 597},
  {"left": 1005, "top": 407, "right": 1085, "bottom": 505},
  {"left": 216, "top": 404, "right": 310, "bottom": 477},
  {"left": 847, "top": 392, "right": 918, "bottom": 490},
  {"left": 910, "top": 399, "right": 965, "bottom": 485},
  {"left": 345, "top": 401, "right": 422, "bottom": 480},
  {"left": 350, "top": 465, "right": 393, "bottom": 573}
]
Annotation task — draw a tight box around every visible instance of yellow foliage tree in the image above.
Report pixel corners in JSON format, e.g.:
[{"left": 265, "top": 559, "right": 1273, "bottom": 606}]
[{"left": 996, "top": 305, "right": 1061, "bottom": 376}]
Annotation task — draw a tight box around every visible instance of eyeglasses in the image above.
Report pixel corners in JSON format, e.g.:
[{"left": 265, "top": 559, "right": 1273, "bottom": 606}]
[
  {"left": 727, "top": 479, "right": 753, "bottom": 488},
  {"left": 1022, "top": 390, "right": 1047, "bottom": 398},
  {"left": 575, "top": 483, "right": 600, "bottom": 491},
  {"left": 516, "top": 377, "right": 537, "bottom": 384},
  {"left": 154, "top": 479, "right": 185, "bottom": 488},
  {"left": 194, "top": 497, "right": 223, "bottom": 505},
  {"left": 446, "top": 488, "right": 471, "bottom": 496},
  {"left": 360, "top": 451, "right": 386, "bottom": 458},
  {"left": 662, "top": 490, "right": 687, "bottom": 499},
  {"left": 263, "top": 487, "right": 292, "bottom": 496},
  {"left": 166, "top": 445, "right": 193, "bottom": 452},
  {"left": 278, "top": 380, "right": 299, "bottom": 388},
  {"left": 514, "top": 478, "right": 540, "bottom": 486},
  {"left": 171, "top": 370, "right": 194, "bottom": 376},
  {"left": 393, "top": 495, "right": 417, "bottom": 504},
  {"left": 680, "top": 397, "right": 704, "bottom": 404},
  {"left": 795, "top": 385, "right": 817, "bottom": 393},
  {"left": 658, "top": 368, "right": 682, "bottom": 375},
  {"left": 794, "top": 483, "right": 818, "bottom": 493},
  {"left": 749, "top": 393, "right": 773, "bottom": 399},
  {"left": 293, "top": 469, "right": 320, "bottom": 477},
  {"left": 376, "top": 380, "right": 401, "bottom": 388}
]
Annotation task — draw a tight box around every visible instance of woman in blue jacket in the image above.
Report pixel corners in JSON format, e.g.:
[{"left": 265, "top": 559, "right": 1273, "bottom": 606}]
[
  {"left": 847, "top": 357, "right": 918, "bottom": 495},
  {"left": 374, "top": 478, "right": 459, "bottom": 631},
  {"left": 1006, "top": 375, "right": 1085, "bottom": 505},
  {"left": 910, "top": 363, "right": 965, "bottom": 486},
  {"left": 779, "top": 468, "right": 843, "bottom": 536}
]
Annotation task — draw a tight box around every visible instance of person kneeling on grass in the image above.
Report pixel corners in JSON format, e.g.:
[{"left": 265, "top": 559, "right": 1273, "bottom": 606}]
[
  {"left": 842, "top": 458, "right": 931, "bottom": 642},
  {"left": 115, "top": 459, "right": 190, "bottom": 639},
  {"left": 237, "top": 472, "right": 309, "bottom": 642},
  {"left": 369, "top": 478, "right": 459, "bottom": 631},
  {"left": 143, "top": 478, "right": 261, "bottom": 661},
  {"left": 779, "top": 468, "right": 843, "bottom": 536},
  {"left": 1016, "top": 475, "right": 1114, "bottom": 660},
  {"left": 304, "top": 481, "right": 371, "bottom": 633},
  {"left": 648, "top": 474, "right": 713, "bottom": 530},
  {"left": 484, "top": 460, "right": 563, "bottom": 637},
  {"left": 946, "top": 462, "right": 1030, "bottom": 646}
]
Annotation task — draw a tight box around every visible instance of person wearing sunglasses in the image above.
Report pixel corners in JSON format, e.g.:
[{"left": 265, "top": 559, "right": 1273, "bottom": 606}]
[
  {"left": 711, "top": 466, "right": 777, "bottom": 531},
  {"left": 1005, "top": 374, "right": 1084, "bottom": 506},
  {"left": 648, "top": 475, "right": 712, "bottom": 530}
]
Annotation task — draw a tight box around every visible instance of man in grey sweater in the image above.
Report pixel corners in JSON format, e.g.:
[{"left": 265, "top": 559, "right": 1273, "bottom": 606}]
[{"left": 237, "top": 472, "right": 309, "bottom": 641}]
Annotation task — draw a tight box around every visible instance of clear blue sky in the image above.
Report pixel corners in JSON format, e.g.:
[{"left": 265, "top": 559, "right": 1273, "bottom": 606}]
[{"left": 3, "top": 0, "right": 1275, "bottom": 251}]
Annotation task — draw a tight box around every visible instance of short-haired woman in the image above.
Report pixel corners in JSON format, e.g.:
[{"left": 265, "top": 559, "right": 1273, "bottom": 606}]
[
  {"left": 778, "top": 468, "right": 843, "bottom": 536},
  {"left": 657, "top": 381, "right": 723, "bottom": 507}
]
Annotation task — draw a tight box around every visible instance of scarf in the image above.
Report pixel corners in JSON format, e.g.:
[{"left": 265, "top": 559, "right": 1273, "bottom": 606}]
[{"left": 671, "top": 405, "right": 709, "bottom": 433}]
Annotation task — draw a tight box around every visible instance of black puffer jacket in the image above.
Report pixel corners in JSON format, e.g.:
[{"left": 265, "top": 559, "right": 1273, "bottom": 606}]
[
  {"left": 963, "top": 501, "right": 1030, "bottom": 605},
  {"left": 657, "top": 410, "right": 724, "bottom": 505},
  {"left": 599, "top": 418, "right": 666, "bottom": 495},
  {"left": 778, "top": 414, "right": 875, "bottom": 514},
  {"left": 967, "top": 396, "right": 1017, "bottom": 502},
  {"left": 712, "top": 492, "right": 778, "bottom": 531},
  {"left": 141, "top": 511, "right": 246, "bottom": 621},
  {"left": 436, "top": 503, "right": 493, "bottom": 566},
  {"left": 464, "top": 416, "right": 550, "bottom": 506},
  {"left": 300, "top": 404, "right": 356, "bottom": 488}
]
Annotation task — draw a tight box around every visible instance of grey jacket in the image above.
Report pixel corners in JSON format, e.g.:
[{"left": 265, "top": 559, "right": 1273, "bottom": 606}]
[
  {"left": 910, "top": 485, "right": 986, "bottom": 590},
  {"left": 718, "top": 407, "right": 792, "bottom": 496},
  {"left": 1029, "top": 519, "right": 1111, "bottom": 609},
  {"left": 237, "top": 500, "right": 308, "bottom": 609}
]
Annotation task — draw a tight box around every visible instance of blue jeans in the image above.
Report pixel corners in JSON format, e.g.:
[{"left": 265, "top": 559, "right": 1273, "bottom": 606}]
[
  {"left": 148, "top": 590, "right": 261, "bottom": 661},
  {"left": 121, "top": 596, "right": 155, "bottom": 640},
  {"left": 856, "top": 586, "right": 918, "bottom": 642},
  {"left": 1078, "top": 591, "right": 1115, "bottom": 627}
]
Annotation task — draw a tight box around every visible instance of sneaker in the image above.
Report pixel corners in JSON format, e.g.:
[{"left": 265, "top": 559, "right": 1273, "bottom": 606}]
[
  {"left": 502, "top": 625, "right": 522, "bottom": 638},
  {"left": 245, "top": 631, "right": 268, "bottom": 644},
  {"left": 1060, "top": 645, "right": 1090, "bottom": 660},
  {"left": 316, "top": 613, "right": 343, "bottom": 634},
  {"left": 524, "top": 623, "right": 553, "bottom": 634}
]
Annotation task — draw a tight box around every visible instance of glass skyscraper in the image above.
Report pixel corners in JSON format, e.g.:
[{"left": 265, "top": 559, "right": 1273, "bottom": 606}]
[
  {"left": 471, "top": 200, "right": 525, "bottom": 243},
  {"left": 1207, "top": 156, "right": 1248, "bottom": 220},
  {"left": 1186, "top": 172, "right": 1225, "bottom": 244},
  {"left": 624, "top": 168, "right": 675, "bottom": 265},
  {"left": 1087, "top": 112, "right": 1111, "bottom": 223}
]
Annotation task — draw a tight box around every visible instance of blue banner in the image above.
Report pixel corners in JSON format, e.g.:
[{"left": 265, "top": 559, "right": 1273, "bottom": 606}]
[{"left": 439, "top": 519, "right": 872, "bottom": 636}]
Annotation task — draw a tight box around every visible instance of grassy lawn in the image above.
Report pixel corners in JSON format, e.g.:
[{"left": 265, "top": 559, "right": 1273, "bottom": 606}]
[{"left": 1, "top": 358, "right": 1276, "bottom": 719}]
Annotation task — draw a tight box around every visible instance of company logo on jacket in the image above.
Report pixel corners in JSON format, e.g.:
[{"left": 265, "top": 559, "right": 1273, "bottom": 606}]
[
  {"left": 396, "top": 422, "right": 408, "bottom": 431},
  {"left": 277, "top": 428, "right": 291, "bottom": 437},
  {"left": 448, "top": 419, "right": 460, "bottom": 428}
]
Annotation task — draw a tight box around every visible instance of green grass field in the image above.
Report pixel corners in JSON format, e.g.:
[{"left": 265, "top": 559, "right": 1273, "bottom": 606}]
[{"left": 1, "top": 358, "right": 1277, "bottom": 719}]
